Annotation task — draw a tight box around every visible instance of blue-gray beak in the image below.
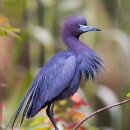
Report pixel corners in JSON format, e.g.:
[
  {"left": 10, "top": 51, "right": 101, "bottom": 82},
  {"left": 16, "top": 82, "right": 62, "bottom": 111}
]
[{"left": 79, "top": 25, "right": 101, "bottom": 32}]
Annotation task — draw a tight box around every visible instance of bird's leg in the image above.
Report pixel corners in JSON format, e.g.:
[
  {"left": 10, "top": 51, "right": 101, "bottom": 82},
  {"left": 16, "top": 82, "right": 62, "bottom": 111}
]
[{"left": 46, "top": 103, "right": 59, "bottom": 130}]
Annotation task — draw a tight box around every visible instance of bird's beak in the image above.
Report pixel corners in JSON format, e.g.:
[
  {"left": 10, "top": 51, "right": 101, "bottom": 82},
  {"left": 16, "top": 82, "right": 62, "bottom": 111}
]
[{"left": 79, "top": 25, "right": 101, "bottom": 32}]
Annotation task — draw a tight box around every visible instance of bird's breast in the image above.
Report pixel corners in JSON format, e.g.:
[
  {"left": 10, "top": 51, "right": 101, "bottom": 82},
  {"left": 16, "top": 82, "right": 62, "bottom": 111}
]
[{"left": 76, "top": 50, "right": 103, "bottom": 80}]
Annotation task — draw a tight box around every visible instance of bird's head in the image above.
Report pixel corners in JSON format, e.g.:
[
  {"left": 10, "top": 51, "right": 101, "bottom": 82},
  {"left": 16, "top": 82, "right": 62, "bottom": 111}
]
[{"left": 62, "top": 16, "right": 101, "bottom": 38}]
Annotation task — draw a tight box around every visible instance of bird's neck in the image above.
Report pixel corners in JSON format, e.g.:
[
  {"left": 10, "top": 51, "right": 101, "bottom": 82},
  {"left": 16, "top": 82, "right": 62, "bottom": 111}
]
[{"left": 62, "top": 33, "right": 90, "bottom": 52}]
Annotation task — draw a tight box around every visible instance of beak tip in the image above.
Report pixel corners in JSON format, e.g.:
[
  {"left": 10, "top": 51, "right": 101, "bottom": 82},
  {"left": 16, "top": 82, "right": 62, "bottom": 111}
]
[{"left": 96, "top": 28, "right": 102, "bottom": 31}]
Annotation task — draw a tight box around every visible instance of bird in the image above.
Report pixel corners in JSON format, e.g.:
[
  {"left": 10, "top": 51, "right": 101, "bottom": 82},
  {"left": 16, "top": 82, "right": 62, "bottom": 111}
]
[{"left": 7, "top": 16, "right": 103, "bottom": 130}]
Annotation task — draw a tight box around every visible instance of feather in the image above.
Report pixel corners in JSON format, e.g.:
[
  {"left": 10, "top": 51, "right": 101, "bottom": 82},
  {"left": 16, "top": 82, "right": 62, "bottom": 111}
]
[{"left": 82, "top": 51, "right": 103, "bottom": 81}]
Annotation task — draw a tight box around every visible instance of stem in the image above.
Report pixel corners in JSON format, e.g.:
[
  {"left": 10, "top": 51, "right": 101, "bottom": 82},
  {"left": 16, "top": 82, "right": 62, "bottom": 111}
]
[{"left": 73, "top": 98, "right": 130, "bottom": 130}]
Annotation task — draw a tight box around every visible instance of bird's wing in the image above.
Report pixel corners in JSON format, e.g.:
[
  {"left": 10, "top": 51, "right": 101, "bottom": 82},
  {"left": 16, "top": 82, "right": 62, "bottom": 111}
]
[
  {"left": 8, "top": 50, "right": 76, "bottom": 128},
  {"left": 27, "top": 50, "right": 76, "bottom": 117}
]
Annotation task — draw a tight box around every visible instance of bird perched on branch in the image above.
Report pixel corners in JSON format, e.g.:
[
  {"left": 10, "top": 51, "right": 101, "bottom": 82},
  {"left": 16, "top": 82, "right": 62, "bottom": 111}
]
[{"left": 7, "top": 16, "right": 103, "bottom": 130}]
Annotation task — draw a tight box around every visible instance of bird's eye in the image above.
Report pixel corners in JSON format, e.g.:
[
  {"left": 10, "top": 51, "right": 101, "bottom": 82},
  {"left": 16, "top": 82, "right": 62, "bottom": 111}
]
[{"left": 77, "top": 25, "right": 80, "bottom": 28}]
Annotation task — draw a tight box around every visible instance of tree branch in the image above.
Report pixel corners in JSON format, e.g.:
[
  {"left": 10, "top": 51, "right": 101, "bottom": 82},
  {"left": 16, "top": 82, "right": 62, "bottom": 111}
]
[{"left": 73, "top": 98, "right": 130, "bottom": 130}]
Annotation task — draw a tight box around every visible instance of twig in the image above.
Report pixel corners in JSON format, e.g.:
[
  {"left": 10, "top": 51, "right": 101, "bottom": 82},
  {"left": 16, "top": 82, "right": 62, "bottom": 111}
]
[{"left": 73, "top": 98, "right": 130, "bottom": 130}]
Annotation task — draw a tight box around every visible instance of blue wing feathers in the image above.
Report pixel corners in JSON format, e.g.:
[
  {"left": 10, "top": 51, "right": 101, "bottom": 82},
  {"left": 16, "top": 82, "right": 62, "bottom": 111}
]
[
  {"left": 8, "top": 50, "right": 76, "bottom": 129},
  {"left": 27, "top": 51, "right": 76, "bottom": 118}
]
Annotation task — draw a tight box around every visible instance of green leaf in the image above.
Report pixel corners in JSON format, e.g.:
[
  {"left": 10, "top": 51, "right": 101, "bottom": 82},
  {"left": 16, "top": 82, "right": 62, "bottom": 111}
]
[
  {"left": 0, "top": 15, "right": 21, "bottom": 38},
  {"left": 126, "top": 93, "right": 130, "bottom": 98}
]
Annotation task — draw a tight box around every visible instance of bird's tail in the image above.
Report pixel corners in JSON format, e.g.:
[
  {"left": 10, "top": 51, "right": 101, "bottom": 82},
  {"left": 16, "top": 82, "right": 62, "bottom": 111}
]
[{"left": 6, "top": 84, "right": 38, "bottom": 129}]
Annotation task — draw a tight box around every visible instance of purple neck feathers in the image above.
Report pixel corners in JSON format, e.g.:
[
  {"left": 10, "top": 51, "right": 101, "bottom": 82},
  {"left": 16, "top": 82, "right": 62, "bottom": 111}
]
[{"left": 61, "top": 30, "right": 90, "bottom": 52}]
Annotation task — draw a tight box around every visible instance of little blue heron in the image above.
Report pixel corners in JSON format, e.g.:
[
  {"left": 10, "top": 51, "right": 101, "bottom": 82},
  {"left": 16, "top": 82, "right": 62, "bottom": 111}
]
[{"left": 8, "top": 16, "right": 103, "bottom": 130}]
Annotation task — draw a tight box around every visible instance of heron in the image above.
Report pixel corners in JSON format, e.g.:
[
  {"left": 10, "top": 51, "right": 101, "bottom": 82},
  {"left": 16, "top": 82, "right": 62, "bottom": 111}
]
[{"left": 8, "top": 16, "right": 103, "bottom": 130}]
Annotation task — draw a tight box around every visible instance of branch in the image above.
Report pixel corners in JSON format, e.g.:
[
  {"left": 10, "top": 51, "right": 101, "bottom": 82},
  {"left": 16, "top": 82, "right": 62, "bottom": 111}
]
[{"left": 73, "top": 98, "right": 130, "bottom": 130}]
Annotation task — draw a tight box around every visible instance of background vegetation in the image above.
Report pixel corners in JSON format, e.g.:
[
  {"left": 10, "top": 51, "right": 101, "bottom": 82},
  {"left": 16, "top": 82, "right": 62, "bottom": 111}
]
[{"left": 1, "top": 0, "right": 130, "bottom": 130}]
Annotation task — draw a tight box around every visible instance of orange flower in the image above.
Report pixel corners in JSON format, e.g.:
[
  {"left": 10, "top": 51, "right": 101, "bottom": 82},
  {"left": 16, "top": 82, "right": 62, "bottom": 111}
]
[{"left": 0, "top": 16, "right": 8, "bottom": 26}]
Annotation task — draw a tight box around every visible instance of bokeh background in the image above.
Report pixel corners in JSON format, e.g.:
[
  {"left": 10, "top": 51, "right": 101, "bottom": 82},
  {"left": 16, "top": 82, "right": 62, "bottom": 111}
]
[{"left": 1, "top": 0, "right": 130, "bottom": 130}]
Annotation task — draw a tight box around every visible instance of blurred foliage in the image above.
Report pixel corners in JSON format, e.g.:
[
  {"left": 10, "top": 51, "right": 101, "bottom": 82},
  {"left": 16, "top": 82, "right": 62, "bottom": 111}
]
[
  {"left": 1, "top": 0, "right": 130, "bottom": 130},
  {"left": 126, "top": 93, "right": 130, "bottom": 98},
  {"left": 0, "top": 15, "right": 20, "bottom": 38}
]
